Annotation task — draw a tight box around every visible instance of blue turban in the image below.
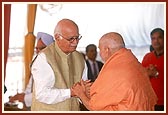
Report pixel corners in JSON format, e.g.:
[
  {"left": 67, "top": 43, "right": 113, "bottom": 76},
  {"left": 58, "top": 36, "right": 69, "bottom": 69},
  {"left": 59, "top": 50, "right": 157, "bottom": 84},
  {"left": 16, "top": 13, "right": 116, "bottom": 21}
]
[{"left": 36, "top": 32, "right": 54, "bottom": 46}]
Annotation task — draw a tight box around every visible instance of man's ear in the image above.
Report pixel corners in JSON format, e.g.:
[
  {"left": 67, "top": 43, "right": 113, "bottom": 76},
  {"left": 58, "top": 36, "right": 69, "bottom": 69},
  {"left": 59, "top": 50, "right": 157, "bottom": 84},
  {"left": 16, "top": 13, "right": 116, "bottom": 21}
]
[
  {"left": 104, "top": 46, "right": 109, "bottom": 52},
  {"left": 54, "top": 34, "right": 59, "bottom": 41}
]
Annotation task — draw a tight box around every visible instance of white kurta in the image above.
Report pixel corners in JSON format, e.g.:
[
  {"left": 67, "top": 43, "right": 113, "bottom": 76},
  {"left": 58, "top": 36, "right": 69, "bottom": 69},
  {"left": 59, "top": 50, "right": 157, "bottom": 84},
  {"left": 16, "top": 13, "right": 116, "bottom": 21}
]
[{"left": 24, "top": 76, "right": 33, "bottom": 107}]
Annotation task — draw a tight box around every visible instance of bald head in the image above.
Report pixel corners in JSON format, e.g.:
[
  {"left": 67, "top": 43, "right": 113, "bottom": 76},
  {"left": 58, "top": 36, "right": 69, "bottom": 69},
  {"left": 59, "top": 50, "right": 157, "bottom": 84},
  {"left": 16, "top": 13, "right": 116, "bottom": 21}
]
[
  {"left": 53, "top": 19, "right": 80, "bottom": 54},
  {"left": 99, "top": 32, "right": 125, "bottom": 62},
  {"left": 100, "top": 32, "right": 125, "bottom": 50},
  {"left": 54, "top": 19, "right": 79, "bottom": 36}
]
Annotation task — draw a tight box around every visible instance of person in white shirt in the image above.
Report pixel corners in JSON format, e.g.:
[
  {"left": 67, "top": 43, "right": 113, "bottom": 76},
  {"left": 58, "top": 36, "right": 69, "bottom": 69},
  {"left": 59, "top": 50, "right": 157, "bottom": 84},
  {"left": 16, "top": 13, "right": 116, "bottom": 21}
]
[
  {"left": 31, "top": 19, "right": 90, "bottom": 111},
  {"left": 9, "top": 32, "right": 54, "bottom": 109}
]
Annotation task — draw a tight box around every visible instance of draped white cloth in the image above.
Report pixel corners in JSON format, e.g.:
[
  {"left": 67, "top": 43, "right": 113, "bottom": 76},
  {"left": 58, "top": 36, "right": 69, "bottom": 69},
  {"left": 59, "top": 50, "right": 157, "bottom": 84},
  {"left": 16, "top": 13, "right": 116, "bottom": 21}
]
[{"left": 34, "top": 3, "right": 164, "bottom": 62}]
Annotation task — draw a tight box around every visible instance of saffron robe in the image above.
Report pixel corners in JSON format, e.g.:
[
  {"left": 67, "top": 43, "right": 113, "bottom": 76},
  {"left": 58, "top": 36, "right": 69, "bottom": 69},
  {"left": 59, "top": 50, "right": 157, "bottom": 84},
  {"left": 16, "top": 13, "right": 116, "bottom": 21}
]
[{"left": 89, "top": 48, "right": 157, "bottom": 111}]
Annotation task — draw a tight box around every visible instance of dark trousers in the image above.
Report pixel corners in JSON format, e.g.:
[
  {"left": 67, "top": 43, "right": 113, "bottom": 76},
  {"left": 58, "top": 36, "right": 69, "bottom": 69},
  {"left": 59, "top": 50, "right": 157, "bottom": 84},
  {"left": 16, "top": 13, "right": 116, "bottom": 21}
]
[{"left": 155, "top": 105, "right": 164, "bottom": 111}]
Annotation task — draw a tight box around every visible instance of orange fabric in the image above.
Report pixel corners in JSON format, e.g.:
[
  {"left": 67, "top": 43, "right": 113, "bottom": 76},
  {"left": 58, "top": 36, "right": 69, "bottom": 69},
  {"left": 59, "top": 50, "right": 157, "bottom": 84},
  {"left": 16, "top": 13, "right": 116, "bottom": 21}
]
[
  {"left": 89, "top": 48, "right": 157, "bottom": 111},
  {"left": 24, "top": 4, "right": 37, "bottom": 87}
]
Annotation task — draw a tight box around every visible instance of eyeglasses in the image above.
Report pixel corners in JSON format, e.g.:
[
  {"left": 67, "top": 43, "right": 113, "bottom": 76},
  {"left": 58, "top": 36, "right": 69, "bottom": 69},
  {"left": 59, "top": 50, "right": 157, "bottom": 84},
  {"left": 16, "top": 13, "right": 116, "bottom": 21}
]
[{"left": 58, "top": 34, "right": 82, "bottom": 43}]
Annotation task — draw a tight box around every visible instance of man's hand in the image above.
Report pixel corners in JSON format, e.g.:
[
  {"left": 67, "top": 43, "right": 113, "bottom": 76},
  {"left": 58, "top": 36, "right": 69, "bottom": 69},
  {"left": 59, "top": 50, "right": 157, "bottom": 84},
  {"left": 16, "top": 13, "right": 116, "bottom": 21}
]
[
  {"left": 71, "top": 79, "right": 92, "bottom": 99},
  {"left": 9, "top": 93, "right": 25, "bottom": 103},
  {"left": 146, "top": 64, "right": 159, "bottom": 78},
  {"left": 70, "top": 82, "right": 80, "bottom": 97},
  {"left": 71, "top": 80, "right": 92, "bottom": 110},
  {"left": 81, "top": 80, "right": 92, "bottom": 98}
]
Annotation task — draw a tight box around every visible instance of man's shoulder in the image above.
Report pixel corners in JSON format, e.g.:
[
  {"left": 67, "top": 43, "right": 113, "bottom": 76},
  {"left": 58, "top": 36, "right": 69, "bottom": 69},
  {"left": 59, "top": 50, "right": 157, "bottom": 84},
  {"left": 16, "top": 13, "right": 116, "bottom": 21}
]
[
  {"left": 96, "top": 60, "right": 104, "bottom": 65},
  {"left": 142, "top": 52, "right": 155, "bottom": 64},
  {"left": 143, "top": 52, "right": 154, "bottom": 58},
  {"left": 72, "top": 51, "right": 83, "bottom": 57},
  {"left": 72, "top": 51, "right": 85, "bottom": 62}
]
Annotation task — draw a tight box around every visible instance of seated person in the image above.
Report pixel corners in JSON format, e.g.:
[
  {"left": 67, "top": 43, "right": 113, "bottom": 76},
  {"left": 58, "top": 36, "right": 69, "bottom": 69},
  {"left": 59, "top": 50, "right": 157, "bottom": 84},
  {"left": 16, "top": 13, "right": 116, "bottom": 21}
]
[{"left": 9, "top": 32, "right": 54, "bottom": 109}]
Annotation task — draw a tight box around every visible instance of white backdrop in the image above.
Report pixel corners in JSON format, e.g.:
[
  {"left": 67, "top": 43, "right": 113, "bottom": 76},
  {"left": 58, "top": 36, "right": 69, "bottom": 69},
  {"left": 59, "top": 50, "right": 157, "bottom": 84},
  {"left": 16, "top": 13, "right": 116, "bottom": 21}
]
[{"left": 34, "top": 2, "right": 165, "bottom": 62}]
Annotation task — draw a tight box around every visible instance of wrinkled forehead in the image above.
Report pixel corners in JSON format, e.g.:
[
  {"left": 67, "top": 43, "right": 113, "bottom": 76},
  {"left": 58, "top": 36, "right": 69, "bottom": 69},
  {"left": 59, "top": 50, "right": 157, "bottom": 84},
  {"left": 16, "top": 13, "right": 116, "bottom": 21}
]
[{"left": 62, "top": 26, "right": 79, "bottom": 36}]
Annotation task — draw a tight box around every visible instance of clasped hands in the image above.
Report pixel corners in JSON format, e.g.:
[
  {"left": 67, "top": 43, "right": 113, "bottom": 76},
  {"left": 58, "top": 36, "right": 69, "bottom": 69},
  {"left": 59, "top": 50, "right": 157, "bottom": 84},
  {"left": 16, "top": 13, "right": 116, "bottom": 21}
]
[
  {"left": 71, "top": 79, "right": 92, "bottom": 99},
  {"left": 146, "top": 64, "right": 159, "bottom": 78}
]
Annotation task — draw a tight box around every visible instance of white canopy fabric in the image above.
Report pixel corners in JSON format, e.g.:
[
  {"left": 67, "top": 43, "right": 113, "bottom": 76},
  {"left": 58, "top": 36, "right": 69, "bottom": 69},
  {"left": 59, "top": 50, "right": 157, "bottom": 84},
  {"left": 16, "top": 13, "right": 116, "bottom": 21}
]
[{"left": 34, "top": 3, "right": 165, "bottom": 62}]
